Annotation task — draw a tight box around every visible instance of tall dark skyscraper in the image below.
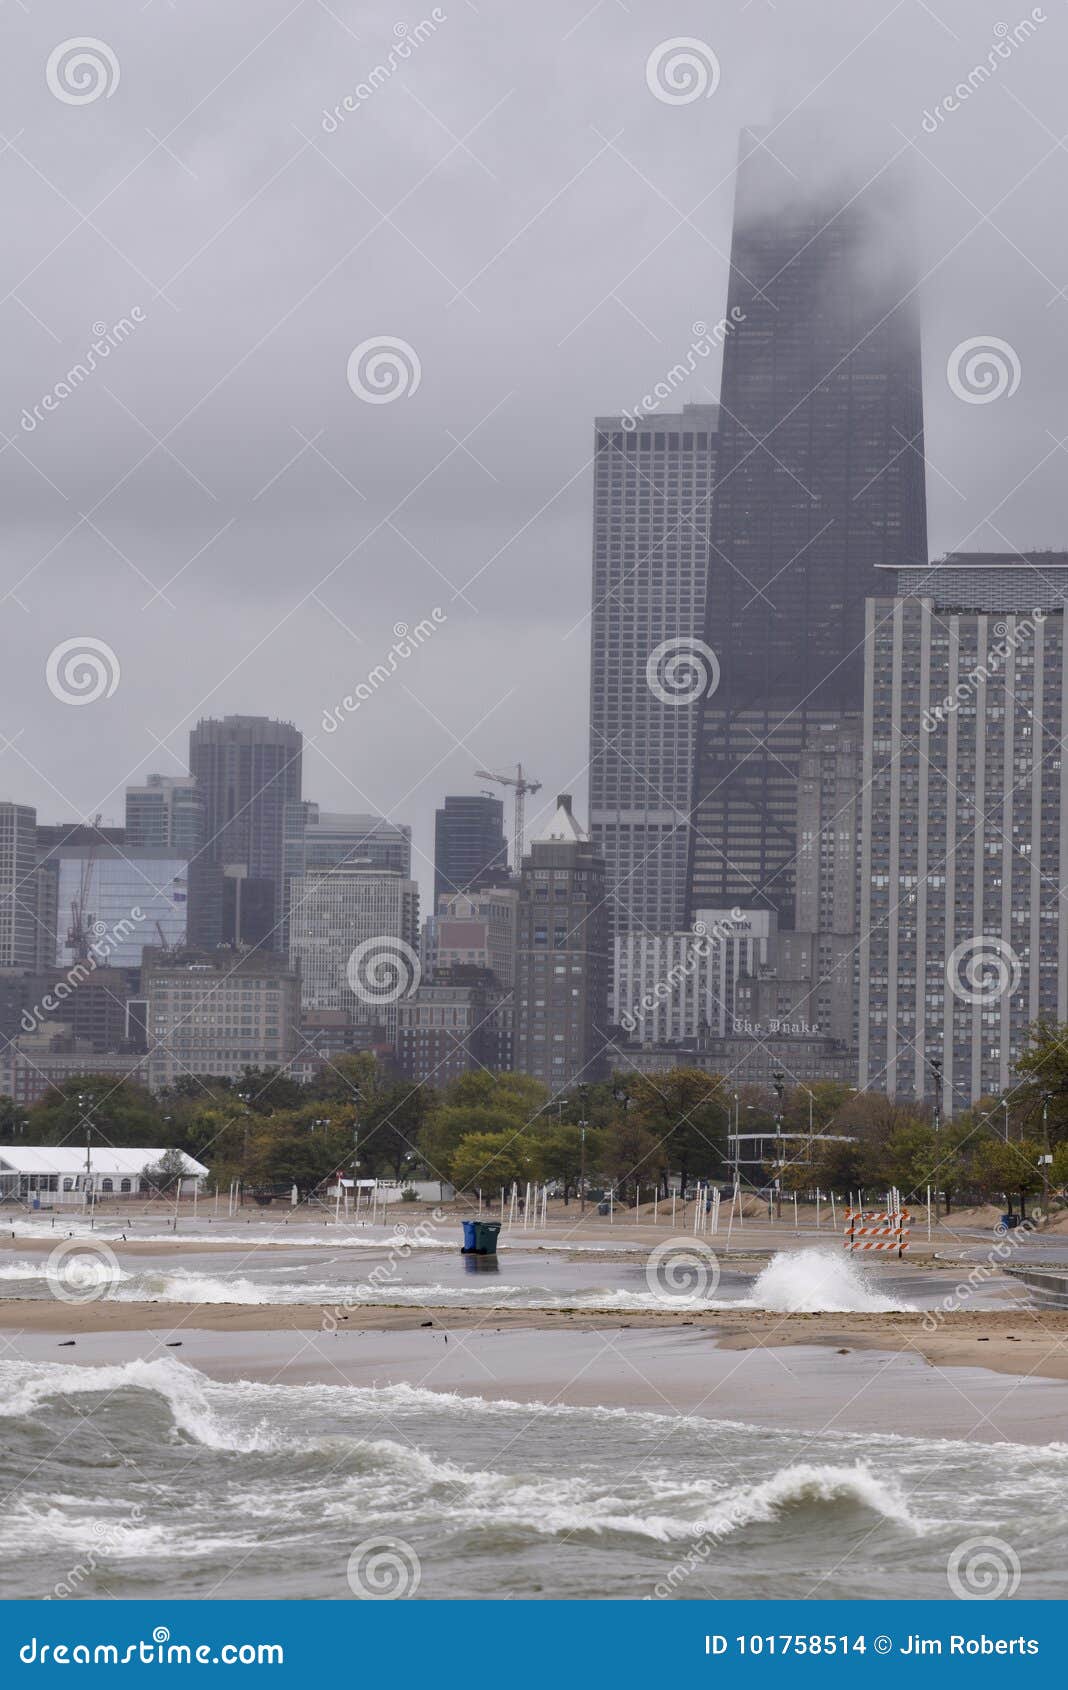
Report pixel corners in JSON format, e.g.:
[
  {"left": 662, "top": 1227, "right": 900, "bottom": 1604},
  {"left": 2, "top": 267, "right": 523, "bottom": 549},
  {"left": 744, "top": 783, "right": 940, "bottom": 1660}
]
[
  {"left": 515, "top": 795, "right": 609, "bottom": 1092},
  {"left": 687, "top": 131, "right": 928, "bottom": 923},
  {"left": 433, "top": 795, "right": 508, "bottom": 905},
  {"left": 188, "top": 715, "right": 303, "bottom": 951}
]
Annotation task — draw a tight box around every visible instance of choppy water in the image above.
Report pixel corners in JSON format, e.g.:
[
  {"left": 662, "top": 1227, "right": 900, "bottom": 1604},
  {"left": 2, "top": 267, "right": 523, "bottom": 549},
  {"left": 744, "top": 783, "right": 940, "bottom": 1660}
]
[
  {"left": 0, "top": 1356, "right": 1061, "bottom": 1600},
  {"left": 0, "top": 1247, "right": 943, "bottom": 1314}
]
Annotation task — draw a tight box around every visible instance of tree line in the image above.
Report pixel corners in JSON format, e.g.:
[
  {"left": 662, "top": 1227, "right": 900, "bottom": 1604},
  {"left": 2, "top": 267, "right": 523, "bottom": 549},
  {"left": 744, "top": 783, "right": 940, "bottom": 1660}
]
[{"left": 2, "top": 1019, "right": 1068, "bottom": 1211}]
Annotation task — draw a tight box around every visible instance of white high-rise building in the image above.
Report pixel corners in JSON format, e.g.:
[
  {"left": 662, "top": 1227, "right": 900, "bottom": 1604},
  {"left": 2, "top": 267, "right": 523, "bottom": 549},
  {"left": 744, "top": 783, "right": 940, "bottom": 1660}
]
[
  {"left": 0, "top": 802, "right": 37, "bottom": 968},
  {"left": 859, "top": 554, "right": 1068, "bottom": 1108},
  {"left": 588, "top": 406, "right": 719, "bottom": 939},
  {"left": 613, "top": 909, "right": 774, "bottom": 1043},
  {"left": 289, "top": 864, "right": 419, "bottom": 1029}
]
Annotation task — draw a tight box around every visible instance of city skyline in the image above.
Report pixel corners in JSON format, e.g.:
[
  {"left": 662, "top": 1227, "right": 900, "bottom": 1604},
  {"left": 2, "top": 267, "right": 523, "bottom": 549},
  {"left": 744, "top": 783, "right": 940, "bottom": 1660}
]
[{"left": 7, "top": 7, "right": 1068, "bottom": 933}]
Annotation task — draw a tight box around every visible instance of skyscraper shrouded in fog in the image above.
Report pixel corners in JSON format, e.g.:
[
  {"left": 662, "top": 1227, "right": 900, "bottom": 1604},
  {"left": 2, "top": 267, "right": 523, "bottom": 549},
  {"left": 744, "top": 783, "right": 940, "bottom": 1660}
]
[
  {"left": 187, "top": 715, "right": 303, "bottom": 952},
  {"left": 687, "top": 130, "right": 928, "bottom": 924},
  {"left": 588, "top": 404, "right": 719, "bottom": 939}
]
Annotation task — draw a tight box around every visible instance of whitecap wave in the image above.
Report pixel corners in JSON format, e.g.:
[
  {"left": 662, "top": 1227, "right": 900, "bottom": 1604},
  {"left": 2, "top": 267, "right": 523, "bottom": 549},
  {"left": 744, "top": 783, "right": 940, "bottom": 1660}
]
[{"left": 740, "top": 1250, "right": 916, "bottom": 1314}]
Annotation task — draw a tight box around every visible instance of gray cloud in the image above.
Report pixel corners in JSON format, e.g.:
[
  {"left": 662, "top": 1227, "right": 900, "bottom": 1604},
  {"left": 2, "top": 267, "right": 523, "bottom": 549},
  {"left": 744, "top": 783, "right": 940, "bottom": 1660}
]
[{"left": 2, "top": 0, "right": 1067, "bottom": 904}]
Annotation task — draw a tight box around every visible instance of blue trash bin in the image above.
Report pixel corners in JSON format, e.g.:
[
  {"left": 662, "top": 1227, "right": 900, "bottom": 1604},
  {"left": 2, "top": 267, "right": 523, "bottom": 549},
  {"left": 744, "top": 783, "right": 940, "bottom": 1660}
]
[{"left": 461, "top": 1220, "right": 478, "bottom": 1253}]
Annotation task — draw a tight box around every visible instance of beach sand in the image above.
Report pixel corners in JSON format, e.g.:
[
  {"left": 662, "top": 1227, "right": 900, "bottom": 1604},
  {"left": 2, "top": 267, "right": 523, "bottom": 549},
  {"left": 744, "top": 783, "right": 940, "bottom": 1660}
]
[{"left": 3, "top": 1295, "right": 1068, "bottom": 1382}]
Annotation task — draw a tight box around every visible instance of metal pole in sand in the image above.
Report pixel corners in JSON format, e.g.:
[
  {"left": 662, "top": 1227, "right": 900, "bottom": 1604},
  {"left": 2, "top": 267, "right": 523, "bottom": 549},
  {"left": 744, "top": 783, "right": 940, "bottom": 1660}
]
[
  {"left": 830, "top": 1191, "right": 837, "bottom": 1230},
  {"left": 500, "top": 1187, "right": 505, "bottom": 1224},
  {"left": 609, "top": 1185, "right": 614, "bottom": 1224},
  {"left": 693, "top": 1186, "right": 700, "bottom": 1234},
  {"left": 793, "top": 1191, "right": 798, "bottom": 1231},
  {"left": 653, "top": 1189, "right": 658, "bottom": 1225},
  {"left": 816, "top": 1187, "right": 821, "bottom": 1230},
  {"left": 671, "top": 1192, "right": 676, "bottom": 1227},
  {"left": 927, "top": 1185, "right": 932, "bottom": 1243},
  {"left": 542, "top": 1183, "right": 548, "bottom": 1227},
  {"left": 524, "top": 1182, "right": 531, "bottom": 1229}
]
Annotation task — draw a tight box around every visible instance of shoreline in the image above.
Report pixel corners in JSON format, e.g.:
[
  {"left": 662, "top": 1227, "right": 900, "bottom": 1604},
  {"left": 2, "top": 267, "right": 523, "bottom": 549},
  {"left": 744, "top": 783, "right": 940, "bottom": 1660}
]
[{"left": 3, "top": 1296, "right": 1067, "bottom": 1381}]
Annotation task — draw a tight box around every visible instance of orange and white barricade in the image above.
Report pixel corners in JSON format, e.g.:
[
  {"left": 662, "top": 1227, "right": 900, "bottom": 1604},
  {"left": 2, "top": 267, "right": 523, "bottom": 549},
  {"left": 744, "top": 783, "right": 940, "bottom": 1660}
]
[{"left": 844, "top": 1209, "right": 910, "bottom": 1257}]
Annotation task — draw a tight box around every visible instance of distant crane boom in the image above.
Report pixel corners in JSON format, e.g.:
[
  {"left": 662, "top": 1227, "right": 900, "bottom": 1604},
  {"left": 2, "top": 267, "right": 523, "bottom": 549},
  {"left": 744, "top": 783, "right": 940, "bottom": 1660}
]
[
  {"left": 474, "top": 763, "right": 542, "bottom": 872},
  {"left": 66, "top": 812, "right": 103, "bottom": 962}
]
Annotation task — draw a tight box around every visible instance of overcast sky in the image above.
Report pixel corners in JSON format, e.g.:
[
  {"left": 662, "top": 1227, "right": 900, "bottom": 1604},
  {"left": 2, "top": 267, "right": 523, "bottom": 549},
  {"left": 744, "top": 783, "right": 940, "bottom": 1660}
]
[{"left": 2, "top": 0, "right": 1067, "bottom": 907}]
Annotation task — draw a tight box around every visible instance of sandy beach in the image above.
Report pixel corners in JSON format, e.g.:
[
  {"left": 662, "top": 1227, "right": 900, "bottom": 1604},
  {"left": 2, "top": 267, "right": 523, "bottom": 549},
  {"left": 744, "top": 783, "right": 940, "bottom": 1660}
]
[{"left": 4, "top": 1295, "right": 1068, "bottom": 1382}]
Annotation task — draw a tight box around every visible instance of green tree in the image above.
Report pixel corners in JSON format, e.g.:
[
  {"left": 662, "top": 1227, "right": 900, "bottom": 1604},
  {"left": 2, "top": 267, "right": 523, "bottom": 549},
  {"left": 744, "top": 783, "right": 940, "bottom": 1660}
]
[
  {"left": 141, "top": 1146, "right": 190, "bottom": 1195},
  {"left": 450, "top": 1130, "right": 534, "bottom": 1194},
  {"left": 628, "top": 1069, "right": 728, "bottom": 1194},
  {"left": 532, "top": 1123, "right": 605, "bottom": 1203},
  {"left": 360, "top": 1083, "right": 435, "bottom": 1180},
  {"left": 971, "top": 1135, "right": 1048, "bottom": 1218},
  {"left": 28, "top": 1077, "right": 163, "bottom": 1148}
]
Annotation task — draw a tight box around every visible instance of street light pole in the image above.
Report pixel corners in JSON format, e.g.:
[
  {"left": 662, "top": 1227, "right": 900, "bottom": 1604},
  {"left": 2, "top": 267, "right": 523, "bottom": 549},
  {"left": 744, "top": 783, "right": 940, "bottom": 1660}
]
[
  {"left": 78, "top": 1091, "right": 95, "bottom": 1213},
  {"left": 927, "top": 1056, "right": 944, "bottom": 1221},
  {"left": 772, "top": 1071, "right": 785, "bottom": 1221},
  {"left": 578, "top": 1084, "right": 588, "bottom": 1216}
]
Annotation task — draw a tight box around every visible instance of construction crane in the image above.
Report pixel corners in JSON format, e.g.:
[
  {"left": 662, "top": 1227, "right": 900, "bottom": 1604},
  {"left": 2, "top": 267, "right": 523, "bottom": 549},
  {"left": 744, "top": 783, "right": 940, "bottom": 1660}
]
[
  {"left": 474, "top": 764, "right": 542, "bottom": 873},
  {"left": 66, "top": 812, "right": 103, "bottom": 962}
]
